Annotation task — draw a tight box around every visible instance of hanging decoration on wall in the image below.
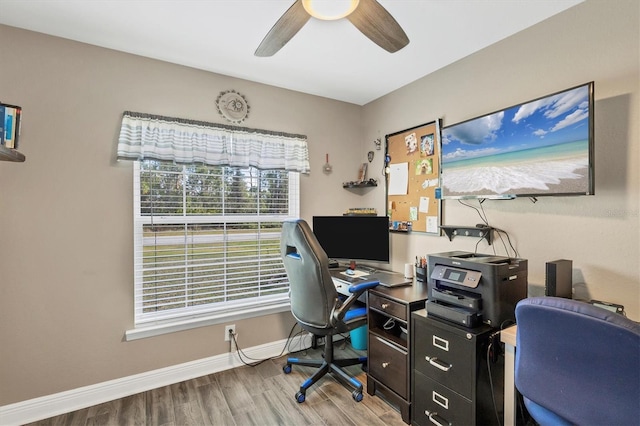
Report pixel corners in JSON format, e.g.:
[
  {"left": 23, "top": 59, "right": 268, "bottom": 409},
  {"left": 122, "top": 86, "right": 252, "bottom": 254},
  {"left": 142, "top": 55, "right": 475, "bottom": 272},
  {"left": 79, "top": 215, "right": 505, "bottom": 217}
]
[
  {"left": 323, "top": 153, "right": 333, "bottom": 174},
  {"left": 216, "top": 90, "right": 250, "bottom": 124}
]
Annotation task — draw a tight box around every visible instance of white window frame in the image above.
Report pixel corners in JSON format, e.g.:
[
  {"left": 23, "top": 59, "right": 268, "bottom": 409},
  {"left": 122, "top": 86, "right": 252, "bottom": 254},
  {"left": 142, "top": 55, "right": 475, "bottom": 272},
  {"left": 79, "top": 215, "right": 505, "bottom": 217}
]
[{"left": 125, "top": 161, "right": 299, "bottom": 340}]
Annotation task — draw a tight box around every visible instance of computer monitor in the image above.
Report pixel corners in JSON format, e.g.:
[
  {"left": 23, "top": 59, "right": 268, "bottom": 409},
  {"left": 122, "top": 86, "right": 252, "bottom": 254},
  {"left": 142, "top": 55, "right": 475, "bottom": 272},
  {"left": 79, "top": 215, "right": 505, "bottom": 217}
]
[{"left": 311, "top": 216, "right": 390, "bottom": 263}]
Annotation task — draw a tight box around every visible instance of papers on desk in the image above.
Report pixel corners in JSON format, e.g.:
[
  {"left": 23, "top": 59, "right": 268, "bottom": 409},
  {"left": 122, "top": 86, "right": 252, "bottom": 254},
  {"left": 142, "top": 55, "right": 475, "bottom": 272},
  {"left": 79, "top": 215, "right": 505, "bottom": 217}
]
[{"left": 340, "top": 269, "right": 369, "bottom": 279}]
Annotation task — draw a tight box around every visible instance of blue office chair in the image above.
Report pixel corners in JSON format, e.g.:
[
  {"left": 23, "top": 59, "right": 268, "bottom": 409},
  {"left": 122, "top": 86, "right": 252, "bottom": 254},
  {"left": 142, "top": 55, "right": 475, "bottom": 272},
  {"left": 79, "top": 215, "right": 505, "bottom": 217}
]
[
  {"left": 515, "top": 296, "right": 640, "bottom": 426},
  {"left": 280, "top": 219, "right": 379, "bottom": 403}
]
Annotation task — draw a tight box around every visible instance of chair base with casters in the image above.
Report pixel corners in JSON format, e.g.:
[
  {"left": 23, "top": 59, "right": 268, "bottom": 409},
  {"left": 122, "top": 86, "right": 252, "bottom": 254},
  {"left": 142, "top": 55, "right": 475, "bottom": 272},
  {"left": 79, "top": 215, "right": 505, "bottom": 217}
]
[{"left": 284, "top": 332, "right": 368, "bottom": 403}]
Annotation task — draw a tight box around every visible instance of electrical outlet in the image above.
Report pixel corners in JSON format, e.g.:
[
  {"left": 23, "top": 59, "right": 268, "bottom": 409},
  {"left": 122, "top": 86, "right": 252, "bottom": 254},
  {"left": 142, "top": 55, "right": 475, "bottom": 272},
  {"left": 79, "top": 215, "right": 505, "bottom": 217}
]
[{"left": 224, "top": 324, "right": 236, "bottom": 342}]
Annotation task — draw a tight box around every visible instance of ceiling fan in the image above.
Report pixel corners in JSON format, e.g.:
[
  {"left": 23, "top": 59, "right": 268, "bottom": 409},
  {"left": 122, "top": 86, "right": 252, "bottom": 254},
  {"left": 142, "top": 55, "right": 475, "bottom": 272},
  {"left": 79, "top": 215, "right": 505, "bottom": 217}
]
[{"left": 255, "top": 0, "right": 410, "bottom": 57}]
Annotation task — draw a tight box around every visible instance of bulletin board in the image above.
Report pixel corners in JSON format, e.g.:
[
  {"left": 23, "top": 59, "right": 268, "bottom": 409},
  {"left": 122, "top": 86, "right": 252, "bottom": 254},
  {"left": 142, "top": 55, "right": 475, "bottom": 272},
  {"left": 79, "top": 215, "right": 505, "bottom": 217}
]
[{"left": 385, "top": 120, "right": 442, "bottom": 234}]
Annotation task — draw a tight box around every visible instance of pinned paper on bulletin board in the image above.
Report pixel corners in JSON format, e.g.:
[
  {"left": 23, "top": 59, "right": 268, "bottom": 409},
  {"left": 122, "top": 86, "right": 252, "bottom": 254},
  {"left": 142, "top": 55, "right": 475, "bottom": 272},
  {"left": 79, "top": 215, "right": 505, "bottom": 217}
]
[
  {"left": 388, "top": 162, "right": 409, "bottom": 195},
  {"left": 385, "top": 120, "right": 442, "bottom": 234}
]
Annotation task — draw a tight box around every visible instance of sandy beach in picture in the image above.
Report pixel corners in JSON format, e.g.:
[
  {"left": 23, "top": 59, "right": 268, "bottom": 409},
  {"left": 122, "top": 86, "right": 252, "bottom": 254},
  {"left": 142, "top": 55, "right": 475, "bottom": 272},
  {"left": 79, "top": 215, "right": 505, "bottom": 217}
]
[{"left": 443, "top": 159, "right": 589, "bottom": 197}]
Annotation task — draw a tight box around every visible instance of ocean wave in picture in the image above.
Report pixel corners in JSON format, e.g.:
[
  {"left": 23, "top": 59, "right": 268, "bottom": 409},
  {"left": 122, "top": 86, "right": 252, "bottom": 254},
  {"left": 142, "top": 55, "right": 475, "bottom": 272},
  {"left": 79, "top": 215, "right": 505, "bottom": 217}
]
[{"left": 443, "top": 156, "right": 589, "bottom": 195}]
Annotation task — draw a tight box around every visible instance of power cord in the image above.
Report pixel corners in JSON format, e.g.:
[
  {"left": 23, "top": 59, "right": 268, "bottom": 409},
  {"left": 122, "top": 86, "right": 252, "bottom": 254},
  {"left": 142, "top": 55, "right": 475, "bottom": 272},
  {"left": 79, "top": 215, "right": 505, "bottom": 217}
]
[
  {"left": 476, "top": 201, "right": 519, "bottom": 258},
  {"left": 230, "top": 323, "right": 357, "bottom": 366},
  {"left": 383, "top": 317, "right": 396, "bottom": 330},
  {"left": 459, "top": 199, "right": 520, "bottom": 258},
  {"left": 486, "top": 330, "right": 503, "bottom": 426},
  {"left": 230, "top": 322, "right": 307, "bottom": 367},
  {"left": 492, "top": 227, "right": 519, "bottom": 258},
  {"left": 459, "top": 199, "right": 489, "bottom": 225}
]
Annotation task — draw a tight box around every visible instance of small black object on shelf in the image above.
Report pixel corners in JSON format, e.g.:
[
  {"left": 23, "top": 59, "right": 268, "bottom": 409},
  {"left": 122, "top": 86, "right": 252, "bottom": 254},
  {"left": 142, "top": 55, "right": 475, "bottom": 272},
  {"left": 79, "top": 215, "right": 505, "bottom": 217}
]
[
  {"left": 343, "top": 178, "right": 377, "bottom": 188},
  {"left": 440, "top": 225, "right": 493, "bottom": 245}
]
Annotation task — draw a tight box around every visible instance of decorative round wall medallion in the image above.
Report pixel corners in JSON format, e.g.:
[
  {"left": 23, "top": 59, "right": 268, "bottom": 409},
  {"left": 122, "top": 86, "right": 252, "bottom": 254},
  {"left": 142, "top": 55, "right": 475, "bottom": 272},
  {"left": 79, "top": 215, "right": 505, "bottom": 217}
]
[{"left": 216, "top": 90, "right": 250, "bottom": 123}]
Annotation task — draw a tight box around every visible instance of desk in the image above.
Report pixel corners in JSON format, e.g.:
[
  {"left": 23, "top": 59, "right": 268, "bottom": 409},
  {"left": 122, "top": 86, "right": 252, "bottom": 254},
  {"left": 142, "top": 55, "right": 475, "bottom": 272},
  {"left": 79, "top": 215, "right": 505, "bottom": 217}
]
[
  {"left": 330, "top": 270, "right": 428, "bottom": 423},
  {"left": 500, "top": 325, "right": 517, "bottom": 426},
  {"left": 367, "top": 280, "right": 428, "bottom": 424}
]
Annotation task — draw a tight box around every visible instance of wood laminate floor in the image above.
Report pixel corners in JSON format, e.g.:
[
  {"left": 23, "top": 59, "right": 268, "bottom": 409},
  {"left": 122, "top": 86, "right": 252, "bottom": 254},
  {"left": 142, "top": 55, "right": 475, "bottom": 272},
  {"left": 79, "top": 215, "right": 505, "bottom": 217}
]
[{"left": 26, "top": 341, "right": 406, "bottom": 426}]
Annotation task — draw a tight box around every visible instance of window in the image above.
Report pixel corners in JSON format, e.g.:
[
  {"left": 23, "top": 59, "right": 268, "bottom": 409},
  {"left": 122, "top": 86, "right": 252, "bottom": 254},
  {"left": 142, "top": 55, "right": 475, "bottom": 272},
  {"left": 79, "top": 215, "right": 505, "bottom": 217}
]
[{"left": 130, "top": 160, "right": 299, "bottom": 335}]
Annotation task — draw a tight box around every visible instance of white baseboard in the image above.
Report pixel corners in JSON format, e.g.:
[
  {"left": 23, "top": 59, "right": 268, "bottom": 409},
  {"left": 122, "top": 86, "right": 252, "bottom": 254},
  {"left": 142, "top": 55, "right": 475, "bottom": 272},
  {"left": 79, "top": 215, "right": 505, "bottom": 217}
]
[{"left": 0, "top": 334, "right": 312, "bottom": 426}]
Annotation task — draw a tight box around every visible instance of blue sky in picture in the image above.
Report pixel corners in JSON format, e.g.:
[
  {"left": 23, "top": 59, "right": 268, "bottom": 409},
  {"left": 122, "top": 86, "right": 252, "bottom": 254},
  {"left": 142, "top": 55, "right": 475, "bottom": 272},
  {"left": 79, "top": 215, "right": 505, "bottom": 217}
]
[{"left": 441, "top": 84, "right": 590, "bottom": 163}]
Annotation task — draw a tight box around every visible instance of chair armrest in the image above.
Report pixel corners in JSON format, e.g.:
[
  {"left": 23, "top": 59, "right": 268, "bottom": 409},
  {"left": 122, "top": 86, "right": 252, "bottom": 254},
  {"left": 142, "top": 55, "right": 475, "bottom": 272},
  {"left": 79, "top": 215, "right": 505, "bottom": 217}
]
[
  {"left": 349, "top": 280, "right": 380, "bottom": 294},
  {"left": 333, "top": 280, "right": 379, "bottom": 323}
]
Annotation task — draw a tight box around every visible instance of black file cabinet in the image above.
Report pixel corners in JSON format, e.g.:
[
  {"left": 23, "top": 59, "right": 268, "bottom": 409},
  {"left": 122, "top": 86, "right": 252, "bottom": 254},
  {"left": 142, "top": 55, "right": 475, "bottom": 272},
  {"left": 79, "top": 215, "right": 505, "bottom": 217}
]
[
  {"left": 411, "top": 309, "right": 503, "bottom": 426},
  {"left": 366, "top": 282, "right": 428, "bottom": 424}
]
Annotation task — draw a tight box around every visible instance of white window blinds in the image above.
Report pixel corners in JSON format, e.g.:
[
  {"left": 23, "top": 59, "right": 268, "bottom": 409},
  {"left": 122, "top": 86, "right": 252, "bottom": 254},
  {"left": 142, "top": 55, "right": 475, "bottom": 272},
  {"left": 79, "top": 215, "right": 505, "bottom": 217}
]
[{"left": 132, "top": 159, "right": 300, "bottom": 328}]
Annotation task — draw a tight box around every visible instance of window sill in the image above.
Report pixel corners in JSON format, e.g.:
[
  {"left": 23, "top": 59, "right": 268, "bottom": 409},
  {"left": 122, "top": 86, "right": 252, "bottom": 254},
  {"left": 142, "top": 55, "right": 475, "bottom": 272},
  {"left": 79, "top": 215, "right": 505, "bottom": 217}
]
[{"left": 125, "top": 302, "right": 291, "bottom": 341}]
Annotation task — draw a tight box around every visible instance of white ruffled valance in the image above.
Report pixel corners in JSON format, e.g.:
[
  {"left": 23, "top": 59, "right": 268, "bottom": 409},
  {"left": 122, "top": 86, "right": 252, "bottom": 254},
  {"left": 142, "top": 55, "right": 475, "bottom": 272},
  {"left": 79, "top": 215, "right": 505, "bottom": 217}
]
[{"left": 117, "top": 111, "right": 310, "bottom": 173}]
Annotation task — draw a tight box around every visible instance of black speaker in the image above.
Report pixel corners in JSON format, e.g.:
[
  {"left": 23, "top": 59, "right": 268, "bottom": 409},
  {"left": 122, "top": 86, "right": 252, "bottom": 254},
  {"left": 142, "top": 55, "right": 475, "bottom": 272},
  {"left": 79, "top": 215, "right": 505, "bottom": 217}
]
[{"left": 545, "top": 259, "right": 573, "bottom": 298}]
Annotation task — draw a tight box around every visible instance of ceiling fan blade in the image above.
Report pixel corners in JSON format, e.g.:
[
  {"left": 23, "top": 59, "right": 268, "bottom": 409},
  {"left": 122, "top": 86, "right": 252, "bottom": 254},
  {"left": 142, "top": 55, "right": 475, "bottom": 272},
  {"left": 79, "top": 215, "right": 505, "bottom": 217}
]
[
  {"left": 347, "top": 0, "right": 409, "bottom": 53},
  {"left": 255, "top": 0, "right": 311, "bottom": 57}
]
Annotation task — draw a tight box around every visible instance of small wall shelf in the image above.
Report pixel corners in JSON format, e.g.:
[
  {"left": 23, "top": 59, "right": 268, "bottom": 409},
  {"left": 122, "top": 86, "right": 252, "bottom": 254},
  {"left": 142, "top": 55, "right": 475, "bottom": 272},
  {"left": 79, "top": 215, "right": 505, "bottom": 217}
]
[
  {"left": 0, "top": 145, "right": 25, "bottom": 162},
  {"left": 343, "top": 181, "right": 377, "bottom": 189},
  {"left": 440, "top": 225, "right": 493, "bottom": 245}
]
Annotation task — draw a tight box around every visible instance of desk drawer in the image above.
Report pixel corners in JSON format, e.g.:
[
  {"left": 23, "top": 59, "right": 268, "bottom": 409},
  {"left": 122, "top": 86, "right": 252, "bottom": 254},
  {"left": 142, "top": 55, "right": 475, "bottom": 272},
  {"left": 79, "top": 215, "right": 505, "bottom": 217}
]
[
  {"left": 369, "top": 293, "right": 407, "bottom": 321},
  {"left": 413, "top": 321, "right": 475, "bottom": 398},
  {"left": 369, "top": 335, "right": 408, "bottom": 398},
  {"left": 413, "top": 371, "right": 472, "bottom": 426}
]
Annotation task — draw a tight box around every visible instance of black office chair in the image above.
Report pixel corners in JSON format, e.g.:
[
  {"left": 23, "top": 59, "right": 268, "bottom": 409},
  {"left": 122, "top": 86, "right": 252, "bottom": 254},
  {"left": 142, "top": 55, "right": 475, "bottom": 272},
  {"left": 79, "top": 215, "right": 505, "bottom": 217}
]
[
  {"left": 515, "top": 296, "right": 640, "bottom": 426},
  {"left": 280, "top": 219, "right": 379, "bottom": 403}
]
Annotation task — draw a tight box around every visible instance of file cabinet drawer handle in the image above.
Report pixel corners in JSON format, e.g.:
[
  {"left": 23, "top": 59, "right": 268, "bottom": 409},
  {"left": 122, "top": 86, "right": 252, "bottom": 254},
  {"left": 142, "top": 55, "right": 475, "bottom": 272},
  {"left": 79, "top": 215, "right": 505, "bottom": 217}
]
[
  {"left": 425, "top": 410, "right": 451, "bottom": 426},
  {"left": 381, "top": 303, "right": 389, "bottom": 309},
  {"left": 425, "top": 356, "right": 451, "bottom": 372}
]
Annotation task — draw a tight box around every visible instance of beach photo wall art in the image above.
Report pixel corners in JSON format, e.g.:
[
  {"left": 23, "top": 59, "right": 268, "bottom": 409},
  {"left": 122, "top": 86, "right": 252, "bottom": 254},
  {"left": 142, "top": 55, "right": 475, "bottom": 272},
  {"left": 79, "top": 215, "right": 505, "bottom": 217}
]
[{"left": 440, "top": 82, "right": 594, "bottom": 199}]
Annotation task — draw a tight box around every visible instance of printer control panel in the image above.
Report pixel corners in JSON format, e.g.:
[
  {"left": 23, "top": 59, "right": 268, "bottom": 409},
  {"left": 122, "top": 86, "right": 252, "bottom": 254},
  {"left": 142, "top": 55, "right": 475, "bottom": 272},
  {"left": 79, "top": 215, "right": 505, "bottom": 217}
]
[{"left": 431, "top": 265, "right": 482, "bottom": 289}]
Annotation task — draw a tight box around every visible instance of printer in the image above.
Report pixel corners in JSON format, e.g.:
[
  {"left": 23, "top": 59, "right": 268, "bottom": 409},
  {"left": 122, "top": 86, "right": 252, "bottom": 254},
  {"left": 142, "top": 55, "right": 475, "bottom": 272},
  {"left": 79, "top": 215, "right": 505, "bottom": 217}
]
[{"left": 426, "top": 251, "right": 527, "bottom": 328}]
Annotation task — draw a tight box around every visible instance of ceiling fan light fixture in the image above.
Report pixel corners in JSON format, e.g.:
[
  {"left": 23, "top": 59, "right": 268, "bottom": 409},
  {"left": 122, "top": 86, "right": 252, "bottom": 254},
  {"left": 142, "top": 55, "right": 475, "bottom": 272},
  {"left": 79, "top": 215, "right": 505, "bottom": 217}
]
[
  {"left": 255, "top": 0, "right": 408, "bottom": 57},
  {"left": 302, "top": 0, "right": 360, "bottom": 21}
]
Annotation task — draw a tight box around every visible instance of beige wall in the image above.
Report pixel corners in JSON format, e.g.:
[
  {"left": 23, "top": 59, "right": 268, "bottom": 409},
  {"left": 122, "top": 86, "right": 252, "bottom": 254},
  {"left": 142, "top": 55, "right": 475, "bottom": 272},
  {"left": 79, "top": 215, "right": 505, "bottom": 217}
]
[
  {"left": 361, "top": 0, "right": 639, "bottom": 313},
  {"left": 0, "top": 25, "right": 365, "bottom": 405},
  {"left": 1, "top": 0, "right": 638, "bottom": 407}
]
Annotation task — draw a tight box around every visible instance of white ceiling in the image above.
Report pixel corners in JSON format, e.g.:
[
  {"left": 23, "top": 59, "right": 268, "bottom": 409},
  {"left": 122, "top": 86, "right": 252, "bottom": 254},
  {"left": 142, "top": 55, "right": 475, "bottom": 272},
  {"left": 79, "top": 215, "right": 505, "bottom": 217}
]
[{"left": 0, "top": 0, "right": 583, "bottom": 105}]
